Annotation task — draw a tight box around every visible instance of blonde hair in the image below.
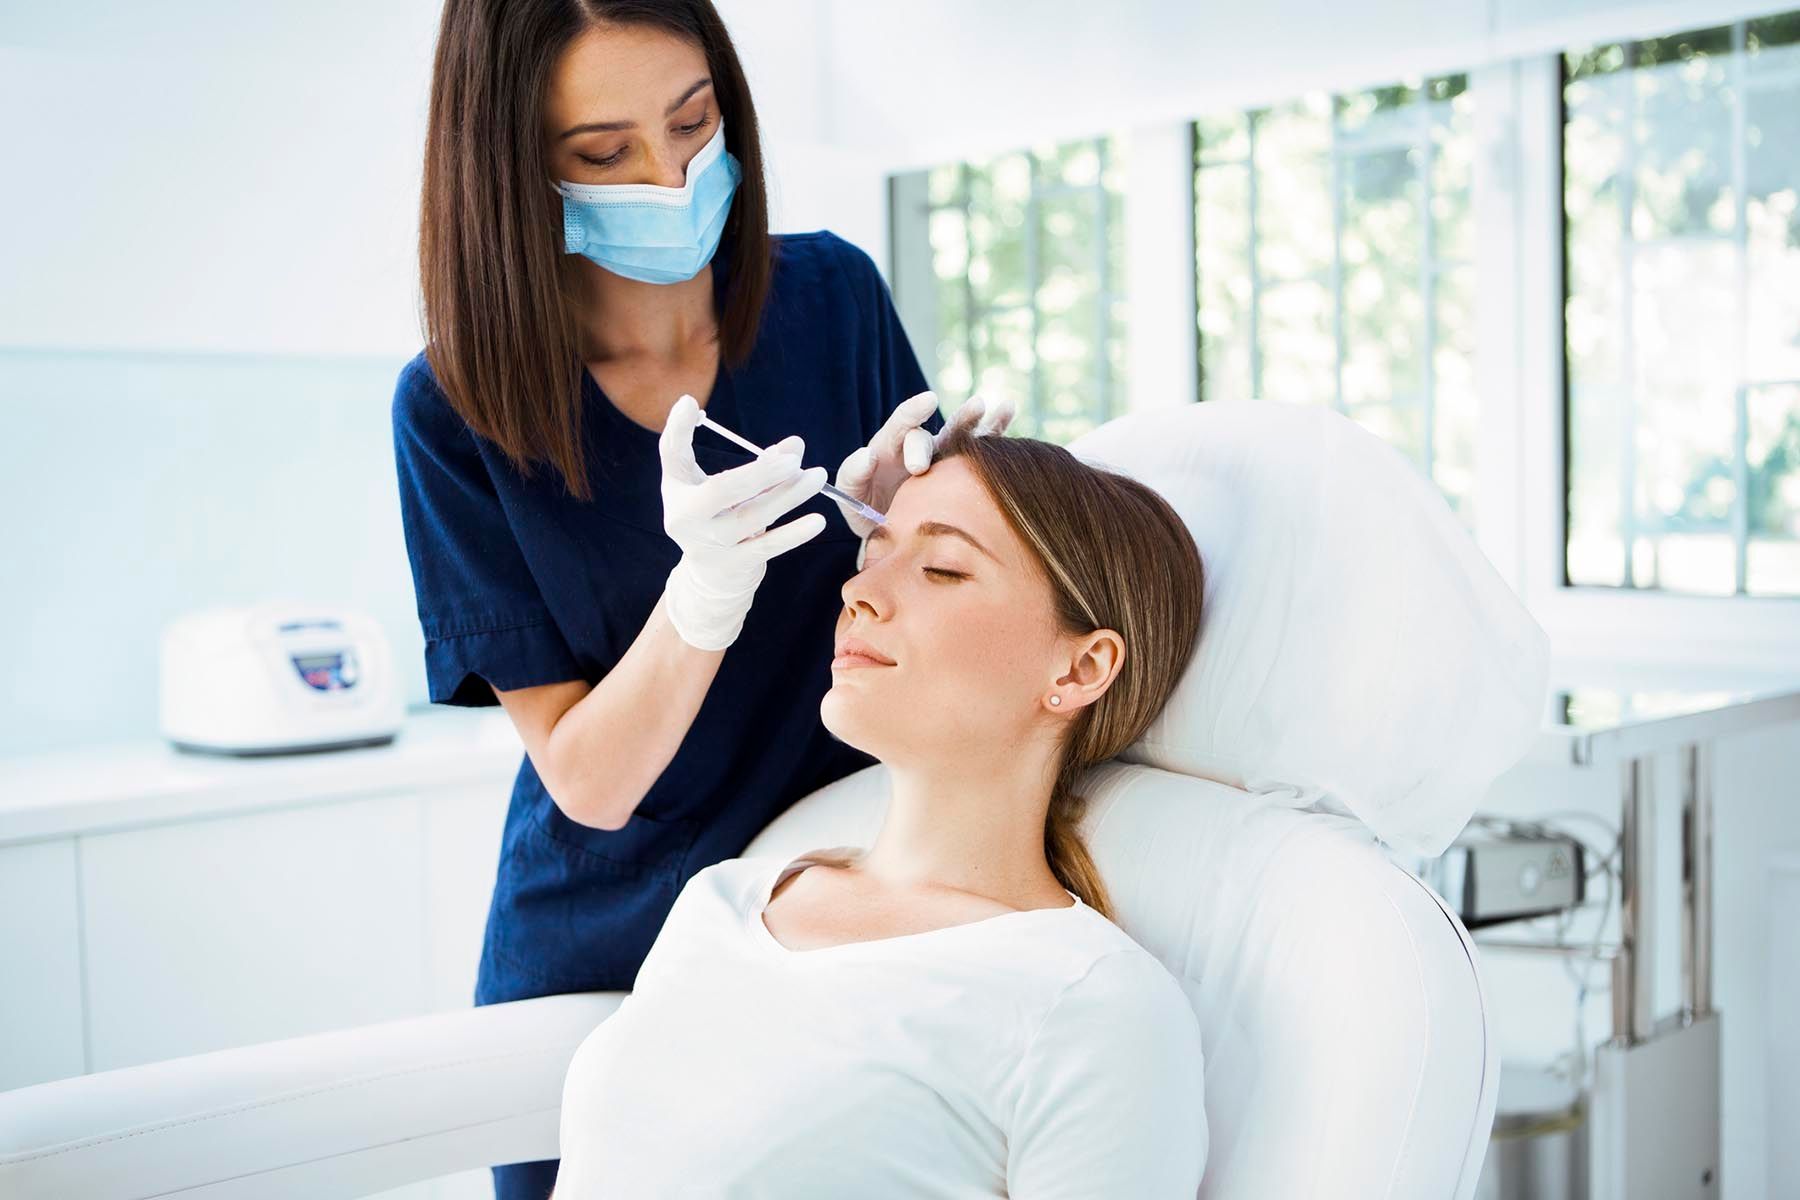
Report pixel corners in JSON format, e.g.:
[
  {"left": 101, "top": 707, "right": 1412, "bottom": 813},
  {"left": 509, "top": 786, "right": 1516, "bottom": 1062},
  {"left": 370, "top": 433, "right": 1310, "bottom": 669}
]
[{"left": 806, "top": 422, "right": 1205, "bottom": 922}]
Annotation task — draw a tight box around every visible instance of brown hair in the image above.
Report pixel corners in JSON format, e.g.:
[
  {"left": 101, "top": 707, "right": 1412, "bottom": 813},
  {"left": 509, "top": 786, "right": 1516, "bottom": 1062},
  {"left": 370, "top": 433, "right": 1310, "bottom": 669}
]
[
  {"left": 418, "top": 0, "right": 773, "bottom": 502},
  {"left": 810, "top": 425, "right": 1207, "bottom": 923}
]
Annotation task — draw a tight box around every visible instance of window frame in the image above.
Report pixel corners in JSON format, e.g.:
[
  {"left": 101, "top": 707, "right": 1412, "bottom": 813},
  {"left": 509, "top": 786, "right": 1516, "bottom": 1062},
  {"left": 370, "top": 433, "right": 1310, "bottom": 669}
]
[
  {"left": 1191, "top": 74, "right": 1476, "bottom": 515},
  {"left": 1507, "top": 51, "right": 1800, "bottom": 671},
  {"left": 888, "top": 139, "right": 1125, "bottom": 441},
  {"left": 1560, "top": 19, "right": 1800, "bottom": 600}
]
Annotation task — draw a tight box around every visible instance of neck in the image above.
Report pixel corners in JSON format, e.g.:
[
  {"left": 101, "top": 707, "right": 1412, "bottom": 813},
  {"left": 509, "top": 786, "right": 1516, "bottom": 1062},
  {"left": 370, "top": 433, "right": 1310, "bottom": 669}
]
[
  {"left": 853, "top": 736, "right": 1070, "bottom": 908},
  {"left": 573, "top": 257, "right": 718, "bottom": 361}
]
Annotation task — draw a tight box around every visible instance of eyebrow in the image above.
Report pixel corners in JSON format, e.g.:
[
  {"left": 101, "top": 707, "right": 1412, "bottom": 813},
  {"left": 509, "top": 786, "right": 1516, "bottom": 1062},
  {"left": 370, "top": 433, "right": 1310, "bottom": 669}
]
[
  {"left": 866, "top": 519, "right": 1001, "bottom": 565},
  {"left": 558, "top": 77, "right": 712, "bottom": 138}
]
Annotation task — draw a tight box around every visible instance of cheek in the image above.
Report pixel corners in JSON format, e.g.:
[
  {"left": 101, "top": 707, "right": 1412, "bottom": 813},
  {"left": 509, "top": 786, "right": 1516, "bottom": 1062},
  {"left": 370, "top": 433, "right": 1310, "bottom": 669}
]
[{"left": 919, "top": 595, "right": 1038, "bottom": 685}]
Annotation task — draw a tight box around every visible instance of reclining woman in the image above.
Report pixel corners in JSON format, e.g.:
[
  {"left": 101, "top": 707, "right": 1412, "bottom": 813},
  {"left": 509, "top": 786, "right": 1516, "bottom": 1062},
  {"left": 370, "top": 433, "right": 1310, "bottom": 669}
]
[{"left": 551, "top": 420, "right": 1211, "bottom": 1198}]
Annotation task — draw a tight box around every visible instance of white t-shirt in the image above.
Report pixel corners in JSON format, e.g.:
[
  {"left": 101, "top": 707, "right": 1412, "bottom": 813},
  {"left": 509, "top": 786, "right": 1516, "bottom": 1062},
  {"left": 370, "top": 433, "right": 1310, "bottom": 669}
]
[{"left": 552, "top": 851, "right": 1208, "bottom": 1198}]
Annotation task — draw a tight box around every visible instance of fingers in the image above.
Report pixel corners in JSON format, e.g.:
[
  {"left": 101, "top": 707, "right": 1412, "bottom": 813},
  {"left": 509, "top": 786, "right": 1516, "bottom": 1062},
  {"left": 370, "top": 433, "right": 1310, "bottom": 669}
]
[
  {"left": 975, "top": 393, "right": 1016, "bottom": 436},
  {"left": 745, "top": 511, "right": 828, "bottom": 559},
  {"left": 699, "top": 435, "right": 806, "bottom": 510},
  {"left": 870, "top": 390, "right": 941, "bottom": 456},
  {"left": 927, "top": 392, "right": 1017, "bottom": 462},
  {"left": 948, "top": 393, "right": 987, "bottom": 435},
  {"left": 919, "top": 393, "right": 988, "bottom": 465},
  {"left": 658, "top": 394, "right": 705, "bottom": 485},
  {"left": 830, "top": 446, "right": 878, "bottom": 537},
  {"left": 902, "top": 426, "right": 933, "bottom": 475},
  {"left": 834, "top": 445, "right": 874, "bottom": 496},
  {"left": 835, "top": 506, "right": 877, "bottom": 541},
  {"left": 725, "top": 465, "right": 827, "bottom": 536}
]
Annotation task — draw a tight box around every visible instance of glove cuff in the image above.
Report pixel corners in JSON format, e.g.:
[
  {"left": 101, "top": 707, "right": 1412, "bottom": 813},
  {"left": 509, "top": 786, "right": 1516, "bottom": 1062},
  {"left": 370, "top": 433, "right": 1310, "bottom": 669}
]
[{"left": 663, "top": 557, "right": 755, "bottom": 652}]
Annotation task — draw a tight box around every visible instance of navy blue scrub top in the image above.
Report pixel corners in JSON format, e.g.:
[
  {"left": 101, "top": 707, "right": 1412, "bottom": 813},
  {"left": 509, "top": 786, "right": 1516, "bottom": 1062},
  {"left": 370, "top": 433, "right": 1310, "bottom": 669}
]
[{"left": 391, "top": 230, "right": 944, "bottom": 1005}]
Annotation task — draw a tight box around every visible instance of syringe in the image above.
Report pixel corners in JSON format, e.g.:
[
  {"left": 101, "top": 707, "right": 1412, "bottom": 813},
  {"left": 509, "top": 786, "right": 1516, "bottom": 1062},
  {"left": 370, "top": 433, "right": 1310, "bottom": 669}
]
[{"left": 696, "top": 411, "right": 889, "bottom": 528}]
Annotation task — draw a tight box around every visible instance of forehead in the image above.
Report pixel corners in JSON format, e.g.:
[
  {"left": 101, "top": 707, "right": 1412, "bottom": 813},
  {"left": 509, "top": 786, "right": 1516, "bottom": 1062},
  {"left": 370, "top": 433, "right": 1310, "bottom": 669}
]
[
  {"left": 882, "top": 459, "right": 1013, "bottom": 564},
  {"left": 546, "top": 24, "right": 708, "bottom": 117}
]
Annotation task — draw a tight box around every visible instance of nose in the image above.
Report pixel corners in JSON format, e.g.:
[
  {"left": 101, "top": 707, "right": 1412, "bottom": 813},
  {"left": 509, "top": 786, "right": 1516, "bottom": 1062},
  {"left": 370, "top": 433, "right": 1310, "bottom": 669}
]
[
  {"left": 644, "top": 141, "right": 692, "bottom": 189},
  {"left": 840, "top": 553, "right": 889, "bottom": 618}
]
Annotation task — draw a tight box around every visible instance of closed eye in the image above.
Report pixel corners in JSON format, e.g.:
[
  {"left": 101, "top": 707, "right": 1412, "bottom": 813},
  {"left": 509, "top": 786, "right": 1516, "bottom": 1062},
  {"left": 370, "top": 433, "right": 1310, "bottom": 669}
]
[{"left": 924, "top": 568, "right": 966, "bottom": 580}]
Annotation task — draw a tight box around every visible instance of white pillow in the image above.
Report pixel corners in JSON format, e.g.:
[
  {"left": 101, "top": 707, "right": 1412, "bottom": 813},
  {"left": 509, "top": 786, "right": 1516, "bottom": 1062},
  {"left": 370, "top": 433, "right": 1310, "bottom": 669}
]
[{"left": 1065, "top": 399, "right": 1550, "bottom": 859}]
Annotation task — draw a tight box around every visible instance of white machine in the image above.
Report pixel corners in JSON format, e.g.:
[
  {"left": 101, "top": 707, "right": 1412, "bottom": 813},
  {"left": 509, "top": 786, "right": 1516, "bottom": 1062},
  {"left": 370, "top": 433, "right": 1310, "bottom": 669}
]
[{"left": 158, "top": 602, "right": 403, "bottom": 756}]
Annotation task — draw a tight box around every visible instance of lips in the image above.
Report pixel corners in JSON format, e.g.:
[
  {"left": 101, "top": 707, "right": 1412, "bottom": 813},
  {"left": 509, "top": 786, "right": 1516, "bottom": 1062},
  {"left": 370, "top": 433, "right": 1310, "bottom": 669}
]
[{"left": 833, "top": 636, "right": 895, "bottom": 666}]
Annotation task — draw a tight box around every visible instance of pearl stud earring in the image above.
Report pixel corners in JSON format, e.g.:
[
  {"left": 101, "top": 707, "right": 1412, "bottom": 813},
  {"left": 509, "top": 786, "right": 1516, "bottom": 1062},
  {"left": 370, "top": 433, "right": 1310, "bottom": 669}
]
[{"left": 1049, "top": 695, "right": 1062, "bottom": 706}]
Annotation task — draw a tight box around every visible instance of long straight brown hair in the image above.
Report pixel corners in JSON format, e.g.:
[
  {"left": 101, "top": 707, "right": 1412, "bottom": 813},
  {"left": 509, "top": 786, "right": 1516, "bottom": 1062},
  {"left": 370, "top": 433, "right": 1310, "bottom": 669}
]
[
  {"left": 805, "top": 425, "right": 1207, "bottom": 922},
  {"left": 419, "top": 0, "right": 774, "bottom": 502}
]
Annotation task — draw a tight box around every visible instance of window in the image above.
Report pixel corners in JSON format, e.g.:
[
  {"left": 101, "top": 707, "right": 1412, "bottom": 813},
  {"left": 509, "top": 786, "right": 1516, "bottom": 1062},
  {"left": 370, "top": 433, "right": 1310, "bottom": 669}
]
[
  {"left": 905, "top": 137, "right": 1128, "bottom": 445},
  {"left": 1563, "top": 13, "right": 1800, "bottom": 597},
  {"left": 1194, "top": 75, "right": 1477, "bottom": 524}
]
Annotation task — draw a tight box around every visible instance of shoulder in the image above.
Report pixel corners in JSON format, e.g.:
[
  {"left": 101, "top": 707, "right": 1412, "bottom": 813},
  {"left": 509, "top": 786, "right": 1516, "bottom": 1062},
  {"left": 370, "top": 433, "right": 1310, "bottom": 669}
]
[
  {"left": 392, "top": 349, "right": 446, "bottom": 427},
  {"left": 390, "top": 349, "right": 473, "bottom": 451},
  {"left": 684, "top": 854, "right": 778, "bottom": 907},
  {"left": 1039, "top": 942, "right": 1200, "bottom": 1046},
  {"left": 1072, "top": 944, "right": 1195, "bottom": 1008},
  {"left": 393, "top": 348, "right": 441, "bottom": 405},
  {"left": 771, "top": 229, "right": 883, "bottom": 295},
  {"left": 772, "top": 227, "right": 866, "bottom": 267},
  {"left": 1008, "top": 944, "right": 1203, "bottom": 1127},
  {"left": 1004, "top": 943, "right": 1207, "bottom": 1195},
  {"left": 685, "top": 848, "right": 857, "bottom": 910}
]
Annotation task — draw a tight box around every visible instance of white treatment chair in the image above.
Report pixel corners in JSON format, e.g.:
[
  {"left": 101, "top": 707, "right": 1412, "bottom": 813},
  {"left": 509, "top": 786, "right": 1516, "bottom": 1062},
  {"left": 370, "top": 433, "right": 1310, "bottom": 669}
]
[{"left": 0, "top": 400, "right": 1550, "bottom": 1199}]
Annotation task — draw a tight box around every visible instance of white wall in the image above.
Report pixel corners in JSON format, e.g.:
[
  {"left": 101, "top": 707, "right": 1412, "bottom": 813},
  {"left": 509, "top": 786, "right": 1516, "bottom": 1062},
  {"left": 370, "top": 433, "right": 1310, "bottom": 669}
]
[
  {"left": 0, "top": 4, "right": 438, "bottom": 357},
  {"left": 717, "top": 1, "right": 892, "bottom": 260},
  {"left": 813, "top": 0, "right": 1793, "bottom": 170}
]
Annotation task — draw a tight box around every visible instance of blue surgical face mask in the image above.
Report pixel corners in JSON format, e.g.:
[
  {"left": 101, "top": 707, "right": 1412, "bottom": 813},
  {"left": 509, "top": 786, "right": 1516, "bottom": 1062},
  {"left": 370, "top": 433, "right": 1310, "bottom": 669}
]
[{"left": 555, "top": 121, "right": 742, "bottom": 285}]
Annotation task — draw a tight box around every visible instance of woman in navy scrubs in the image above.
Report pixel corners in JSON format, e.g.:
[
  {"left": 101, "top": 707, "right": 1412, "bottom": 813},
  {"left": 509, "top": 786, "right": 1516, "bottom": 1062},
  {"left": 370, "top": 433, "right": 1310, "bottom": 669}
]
[{"left": 392, "top": 2, "right": 1009, "bottom": 1197}]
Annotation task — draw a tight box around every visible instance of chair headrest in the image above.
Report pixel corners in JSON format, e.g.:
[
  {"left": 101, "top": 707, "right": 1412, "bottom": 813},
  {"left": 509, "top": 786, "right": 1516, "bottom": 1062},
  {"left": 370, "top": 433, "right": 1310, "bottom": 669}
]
[{"left": 1066, "top": 399, "right": 1550, "bottom": 858}]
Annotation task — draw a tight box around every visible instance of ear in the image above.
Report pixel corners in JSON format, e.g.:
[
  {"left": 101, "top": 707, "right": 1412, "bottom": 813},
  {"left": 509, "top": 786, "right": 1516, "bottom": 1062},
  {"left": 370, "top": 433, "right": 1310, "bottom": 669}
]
[{"left": 1053, "top": 629, "right": 1125, "bottom": 711}]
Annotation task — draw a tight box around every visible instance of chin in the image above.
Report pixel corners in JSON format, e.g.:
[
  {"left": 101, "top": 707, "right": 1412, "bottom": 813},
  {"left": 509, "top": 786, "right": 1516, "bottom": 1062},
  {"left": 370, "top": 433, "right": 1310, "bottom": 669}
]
[{"left": 819, "top": 687, "right": 880, "bottom": 757}]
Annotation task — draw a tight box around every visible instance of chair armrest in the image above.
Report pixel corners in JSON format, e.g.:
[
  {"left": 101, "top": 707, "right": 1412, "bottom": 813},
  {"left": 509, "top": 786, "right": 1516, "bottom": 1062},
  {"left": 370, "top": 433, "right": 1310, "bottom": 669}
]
[{"left": 0, "top": 992, "right": 621, "bottom": 1199}]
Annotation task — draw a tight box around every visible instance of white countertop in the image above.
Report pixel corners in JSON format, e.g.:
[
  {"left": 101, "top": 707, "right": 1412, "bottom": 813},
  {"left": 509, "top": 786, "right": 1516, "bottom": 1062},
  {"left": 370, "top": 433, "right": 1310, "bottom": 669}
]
[
  {"left": 0, "top": 707, "right": 525, "bottom": 847},
  {"left": 1527, "top": 658, "right": 1800, "bottom": 767}
]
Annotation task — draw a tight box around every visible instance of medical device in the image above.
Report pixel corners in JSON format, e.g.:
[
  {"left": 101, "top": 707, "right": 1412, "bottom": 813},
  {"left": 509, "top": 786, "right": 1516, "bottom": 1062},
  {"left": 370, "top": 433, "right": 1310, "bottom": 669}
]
[
  {"left": 695, "top": 412, "right": 888, "bottom": 527},
  {"left": 1428, "top": 826, "right": 1587, "bottom": 929},
  {"left": 158, "top": 602, "right": 404, "bottom": 756}
]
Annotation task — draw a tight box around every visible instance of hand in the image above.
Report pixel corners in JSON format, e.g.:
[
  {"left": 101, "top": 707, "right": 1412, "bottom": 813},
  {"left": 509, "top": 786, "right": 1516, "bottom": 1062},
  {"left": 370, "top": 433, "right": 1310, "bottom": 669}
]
[
  {"left": 831, "top": 391, "right": 1016, "bottom": 541},
  {"left": 658, "top": 394, "right": 829, "bottom": 651}
]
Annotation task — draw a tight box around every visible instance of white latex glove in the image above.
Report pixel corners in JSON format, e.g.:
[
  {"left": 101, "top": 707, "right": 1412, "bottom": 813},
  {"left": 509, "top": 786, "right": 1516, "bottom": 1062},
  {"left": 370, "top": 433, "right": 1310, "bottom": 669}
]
[
  {"left": 659, "top": 393, "right": 829, "bottom": 651},
  {"left": 833, "top": 390, "right": 1017, "bottom": 560}
]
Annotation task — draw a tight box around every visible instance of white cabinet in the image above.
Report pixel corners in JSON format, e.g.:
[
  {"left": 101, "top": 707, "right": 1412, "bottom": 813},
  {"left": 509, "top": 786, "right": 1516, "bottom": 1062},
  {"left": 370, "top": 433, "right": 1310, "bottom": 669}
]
[
  {"left": 80, "top": 793, "right": 430, "bottom": 1071},
  {"left": 422, "top": 781, "right": 513, "bottom": 1013},
  {"left": 0, "top": 709, "right": 519, "bottom": 1088},
  {"left": 0, "top": 839, "right": 85, "bottom": 1090}
]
